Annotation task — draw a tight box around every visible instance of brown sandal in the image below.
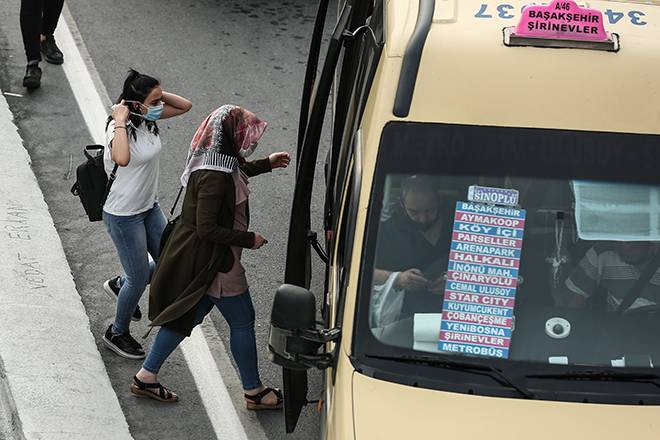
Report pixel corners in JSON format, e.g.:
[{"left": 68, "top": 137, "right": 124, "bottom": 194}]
[
  {"left": 244, "top": 387, "right": 283, "bottom": 410},
  {"left": 130, "top": 376, "right": 179, "bottom": 403}
]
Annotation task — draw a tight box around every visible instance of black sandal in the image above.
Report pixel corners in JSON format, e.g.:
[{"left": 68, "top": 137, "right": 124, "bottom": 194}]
[
  {"left": 130, "top": 376, "right": 179, "bottom": 403},
  {"left": 244, "top": 387, "right": 283, "bottom": 410}
]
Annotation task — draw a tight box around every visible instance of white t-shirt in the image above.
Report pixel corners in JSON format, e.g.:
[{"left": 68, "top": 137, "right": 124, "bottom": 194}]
[{"left": 103, "top": 120, "right": 162, "bottom": 216}]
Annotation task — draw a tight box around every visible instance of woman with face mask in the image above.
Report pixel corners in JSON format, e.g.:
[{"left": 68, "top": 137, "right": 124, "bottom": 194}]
[
  {"left": 129, "top": 105, "right": 290, "bottom": 407},
  {"left": 101, "top": 69, "right": 192, "bottom": 360}
]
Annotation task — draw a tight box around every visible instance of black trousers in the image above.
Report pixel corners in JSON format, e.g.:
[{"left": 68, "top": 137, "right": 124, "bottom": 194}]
[{"left": 20, "top": 0, "right": 65, "bottom": 63}]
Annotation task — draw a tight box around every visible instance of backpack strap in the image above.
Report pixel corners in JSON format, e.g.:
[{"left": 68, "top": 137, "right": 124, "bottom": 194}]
[
  {"left": 168, "top": 186, "right": 184, "bottom": 220},
  {"left": 101, "top": 139, "right": 119, "bottom": 206},
  {"left": 101, "top": 163, "right": 119, "bottom": 206}
]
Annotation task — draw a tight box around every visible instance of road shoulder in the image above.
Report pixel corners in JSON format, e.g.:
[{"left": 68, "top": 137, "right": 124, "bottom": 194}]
[{"left": 0, "top": 90, "right": 132, "bottom": 440}]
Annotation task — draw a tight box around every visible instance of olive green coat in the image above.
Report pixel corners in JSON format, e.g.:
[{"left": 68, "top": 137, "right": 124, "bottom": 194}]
[{"left": 148, "top": 159, "right": 271, "bottom": 336}]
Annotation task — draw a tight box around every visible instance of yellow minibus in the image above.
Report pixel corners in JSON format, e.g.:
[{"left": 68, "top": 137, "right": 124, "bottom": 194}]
[{"left": 269, "top": 0, "right": 660, "bottom": 438}]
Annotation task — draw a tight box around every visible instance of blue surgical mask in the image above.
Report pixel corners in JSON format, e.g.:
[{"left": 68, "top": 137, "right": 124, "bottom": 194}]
[
  {"left": 144, "top": 102, "right": 164, "bottom": 121},
  {"left": 122, "top": 100, "right": 164, "bottom": 121}
]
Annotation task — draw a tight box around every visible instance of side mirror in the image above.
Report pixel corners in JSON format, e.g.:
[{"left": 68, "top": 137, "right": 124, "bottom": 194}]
[{"left": 269, "top": 284, "right": 340, "bottom": 370}]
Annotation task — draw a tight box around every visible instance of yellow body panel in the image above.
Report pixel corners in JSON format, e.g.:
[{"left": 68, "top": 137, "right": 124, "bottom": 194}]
[
  {"left": 392, "top": 0, "right": 660, "bottom": 134},
  {"left": 323, "top": 352, "right": 358, "bottom": 440},
  {"left": 352, "top": 372, "right": 660, "bottom": 439},
  {"left": 415, "top": 8, "right": 660, "bottom": 133}
]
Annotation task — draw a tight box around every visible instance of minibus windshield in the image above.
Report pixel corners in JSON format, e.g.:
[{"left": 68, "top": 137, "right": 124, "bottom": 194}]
[{"left": 356, "top": 122, "right": 660, "bottom": 395}]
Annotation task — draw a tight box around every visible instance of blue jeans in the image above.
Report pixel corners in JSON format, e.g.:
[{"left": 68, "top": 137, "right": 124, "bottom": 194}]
[
  {"left": 143, "top": 291, "right": 262, "bottom": 390},
  {"left": 103, "top": 203, "right": 166, "bottom": 334}
]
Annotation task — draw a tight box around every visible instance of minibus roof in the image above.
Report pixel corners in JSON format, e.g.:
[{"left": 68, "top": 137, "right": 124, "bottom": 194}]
[
  {"left": 617, "top": 0, "right": 660, "bottom": 4},
  {"left": 384, "top": 0, "right": 660, "bottom": 135}
]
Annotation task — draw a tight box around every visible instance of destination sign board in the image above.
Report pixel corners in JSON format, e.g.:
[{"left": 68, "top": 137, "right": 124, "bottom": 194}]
[{"left": 439, "top": 201, "right": 526, "bottom": 359}]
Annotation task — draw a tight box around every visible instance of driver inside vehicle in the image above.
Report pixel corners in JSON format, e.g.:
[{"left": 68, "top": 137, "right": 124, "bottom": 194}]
[
  {"left": 370, "top": 176, "right": 450, "bottom": 327},
  {"left": 555, "top": 241, "right": 660, "bottom": 311}
]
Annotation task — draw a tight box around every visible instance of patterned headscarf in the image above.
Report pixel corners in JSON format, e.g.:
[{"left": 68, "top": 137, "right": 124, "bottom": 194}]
[{"left": 180, "top": 105, "right": 267, "bottom": 186}]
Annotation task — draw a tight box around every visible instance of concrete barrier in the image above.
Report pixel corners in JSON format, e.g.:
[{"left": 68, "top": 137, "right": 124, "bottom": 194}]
[{"left": 0, "top": 90, "right": 133, "bottom": 440}]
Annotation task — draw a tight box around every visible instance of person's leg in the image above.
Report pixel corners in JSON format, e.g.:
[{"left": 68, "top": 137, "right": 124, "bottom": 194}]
[
  {"left": 106, "top": 204, "right": 164, "bottom": 321},
  {"left": 144, "top": 202, "right": 167, "bottom": 279},
  {"left": 39, "top": 0, "right": 64, "bottom": 65},
  {"left": 140, "top": 327, "right": 186, "bottom": 377},
  {"left": 20, "top": 0, "right": 42, "bottom": 63},
  {"left": 135, "top": 296, "right": 214, "bottom": 401},
  {"left": 214, "top": 291, "right": 262, "bottom": 390},
  {"left": 41, "top": 0, "right": 64, "bottom": 35},
  {"left": 214, "top": 291, "right": 280, "bottom": 407},
  {"left": 103, "top": 211, "right": 151, "bottom": 335},
  {"left": 20, "top": 0, "right": 43, "bottom": 88},
  {"left": 140, "top": 296, "right": 212, "bottom": 376}
]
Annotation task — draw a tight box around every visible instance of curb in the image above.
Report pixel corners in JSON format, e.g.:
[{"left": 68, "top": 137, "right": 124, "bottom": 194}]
[
  {"left": 0, "top": 357, "right": 24, "bottom": 440},
  {"left": 0, "top": 90, "right": 133, "bottom": 439}
]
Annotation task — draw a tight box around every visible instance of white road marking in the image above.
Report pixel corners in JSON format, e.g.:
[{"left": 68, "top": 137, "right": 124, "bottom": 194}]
[
  {"left": 54, "top": 9, "right": 108, "bottom": 145},
  {"left": 55, "top": 7, "right": 260, "bottom": 440},
  {"left": 2, "top": 92, "right": 23, "bottom": 97},
  {"left": 181, "top": 328, "right": 249, "bottom": 440}
]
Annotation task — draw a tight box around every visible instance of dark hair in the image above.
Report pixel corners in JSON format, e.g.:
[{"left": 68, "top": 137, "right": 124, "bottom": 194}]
[
  {"left": 398, "top": 175, "right": 447, "bottom": 223},
  {"left": 400, "top": 175, "right": 438, "bottom": 201},
  {"left": 106, "top": 69, "right": 160, "bottom": 140}
]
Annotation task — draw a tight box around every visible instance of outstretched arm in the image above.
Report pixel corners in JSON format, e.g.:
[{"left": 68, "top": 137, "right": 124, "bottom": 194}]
[{"left": 240, "top": 152, "right": 291, "bottom": 177}]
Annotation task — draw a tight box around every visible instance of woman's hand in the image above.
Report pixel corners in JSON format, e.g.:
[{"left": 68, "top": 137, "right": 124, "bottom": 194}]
[
  {"left": 269, "top": 152, "right": 291, "bottom": 169},
  {"left": 253, "top": 233, "right": 268, "bottom": 249},
  {"left": 111, "top": 100, "right": 130, "bottom": 124}
]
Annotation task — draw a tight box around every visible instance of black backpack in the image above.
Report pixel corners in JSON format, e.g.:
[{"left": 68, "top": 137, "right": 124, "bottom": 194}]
[{"left": 70, "top": 145, "right": 118, "bottom": 222}]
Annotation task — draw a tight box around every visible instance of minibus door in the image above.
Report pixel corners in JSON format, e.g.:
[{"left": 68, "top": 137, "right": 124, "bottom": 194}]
[
  {"left": 279, "top": 2, "right": 352, "bottom": 434},
  {"left": 275, "top": 0, "right": 378, "bottom": 431}
]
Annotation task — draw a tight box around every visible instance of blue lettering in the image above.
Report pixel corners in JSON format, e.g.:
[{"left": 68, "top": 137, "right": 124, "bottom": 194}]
[
  {"left": 629, "top": 10, "right": 647, "bottom": 26},
  {"left": 498, "top": 4, "right": 515, "bottom": 19},
  {"left": 475, "top": 3, "right": 493, "bottom": 18},
  {"left": 604, "top": 9, "right": 624, "bottom": 24}
]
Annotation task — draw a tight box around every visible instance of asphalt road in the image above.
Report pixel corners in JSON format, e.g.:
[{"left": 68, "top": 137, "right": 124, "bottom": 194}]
[{"left": 0, "top": 1, "right": 334, "bottom": 438}]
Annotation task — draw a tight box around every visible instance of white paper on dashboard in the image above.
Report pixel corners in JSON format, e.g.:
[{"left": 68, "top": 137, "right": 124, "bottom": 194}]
[{"left": 413, "top": 313, "right": 443, "bottom": 353}]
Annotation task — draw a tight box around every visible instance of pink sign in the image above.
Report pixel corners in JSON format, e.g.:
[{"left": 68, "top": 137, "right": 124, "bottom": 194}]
[{"left": 515, "top": 0, "right": 608, "bottom": 41}]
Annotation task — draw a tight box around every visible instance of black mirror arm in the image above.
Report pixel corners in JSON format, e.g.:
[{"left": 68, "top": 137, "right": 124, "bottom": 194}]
[
  {"left": 294, "top": 329, "right": 339, "bottom": 370},
  {"left": 280, "top": 326, "right": 340, "bottom": 345},
  {"left": 301, "top": 327, "right": 341, "bottom": 344},
  {"left": 276, "top": 327, "right": 341, "bottom": 370}
]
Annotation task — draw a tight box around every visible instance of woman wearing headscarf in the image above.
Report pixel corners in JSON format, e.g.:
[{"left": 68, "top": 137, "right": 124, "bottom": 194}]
[{"left": 130, "top": 105, "right": 290, "bottom": 407}]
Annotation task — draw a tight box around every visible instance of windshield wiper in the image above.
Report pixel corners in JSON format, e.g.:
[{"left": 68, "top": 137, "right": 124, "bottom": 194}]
[
  {"left": 366, "top": 353, "right": 534, "bottom": 399},
  {"left": 528, "top": 369, "right": 660, "bottom": 388}
]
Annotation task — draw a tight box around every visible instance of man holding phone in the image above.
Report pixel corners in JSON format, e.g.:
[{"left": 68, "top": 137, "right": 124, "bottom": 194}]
[{"left": 371, "top": 176, "right": 450, "bottom": 326}]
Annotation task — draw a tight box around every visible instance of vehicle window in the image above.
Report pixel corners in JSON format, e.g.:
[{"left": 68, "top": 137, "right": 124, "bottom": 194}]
[
  {"left": 333, "top": 159, "right": 355, "bottom": 326},
  {"left": 326, "top": 14, "right": 382, "bottom": 239},
  {"left": 336, "top": 163, "right": 354, "bottom": 269},
  {"left": 359, "top": 122, "right": 660, "bottom": 371}
]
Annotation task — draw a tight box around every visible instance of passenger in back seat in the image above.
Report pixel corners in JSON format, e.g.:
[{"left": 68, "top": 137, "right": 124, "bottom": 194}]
[{"left": 556, "top": 241, "right": 660, "bottom": 311}]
